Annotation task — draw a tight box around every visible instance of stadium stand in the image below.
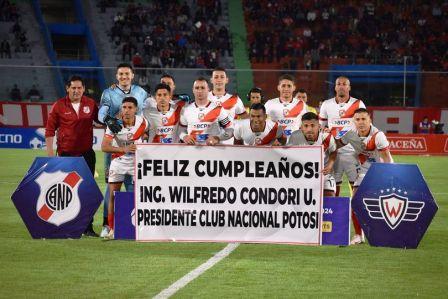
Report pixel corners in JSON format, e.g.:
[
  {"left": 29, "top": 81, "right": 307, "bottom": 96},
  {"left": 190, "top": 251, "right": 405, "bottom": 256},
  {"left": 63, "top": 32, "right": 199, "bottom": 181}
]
[{"left": 0, "top": 0, "right": 58, "bottom": 101}]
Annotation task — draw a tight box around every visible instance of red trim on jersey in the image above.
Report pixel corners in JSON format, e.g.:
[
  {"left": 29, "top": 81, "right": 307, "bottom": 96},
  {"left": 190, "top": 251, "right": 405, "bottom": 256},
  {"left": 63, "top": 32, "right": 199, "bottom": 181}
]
[
  {"left": 341, "top": 99, "right": 362, "bottom": 118},
  {"left": 286, "top": 100, "right": 305, "bottom": 117},
  {"left": 322, "top": 133, "right": 332, "bottom": 151},
  {"left": 131, "top": 118, "right": 147, "bottom": 140},
  {"left": 221, "top": 94, "right": 238, "bottom": 110},
  {"left": 365, "top": 131, "right": 379, "bottom": 151},
  {"left": 259, "top": 122, "right": 279, "bottom": 145},
  {"left": 165, "top": 102, "right": 184, "bottom": 126},
  {"left": 112, "top": 153, "right": 125, "bottom": 159},
  {"left": 201, "top": 106, "right": 222, "bottom": 122}
]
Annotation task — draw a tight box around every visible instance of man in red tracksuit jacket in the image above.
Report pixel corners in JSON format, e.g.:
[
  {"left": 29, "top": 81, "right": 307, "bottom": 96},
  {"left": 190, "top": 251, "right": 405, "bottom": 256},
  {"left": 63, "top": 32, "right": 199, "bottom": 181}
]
[{"left": 45, "top": 75, "right": 99, "bottom": 237}]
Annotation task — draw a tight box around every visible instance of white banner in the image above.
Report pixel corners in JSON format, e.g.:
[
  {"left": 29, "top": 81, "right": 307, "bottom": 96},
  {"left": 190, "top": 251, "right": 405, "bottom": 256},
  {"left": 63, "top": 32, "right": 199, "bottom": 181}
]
[{"left": 135, "top": 144, "right": 324, "bottom": 245}]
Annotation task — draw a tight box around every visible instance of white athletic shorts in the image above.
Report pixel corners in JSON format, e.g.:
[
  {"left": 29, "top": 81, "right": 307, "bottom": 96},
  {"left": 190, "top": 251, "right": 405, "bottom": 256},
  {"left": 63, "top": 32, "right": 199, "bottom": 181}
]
[
  {"left": 108, "top": 156, "right": 134, "bottom": 183},
  {"left": 333, "top": 153, "right": 360, "bottom": 184},
  {"left": 324, "top": 173, "right": 336, "bottom": 193}
]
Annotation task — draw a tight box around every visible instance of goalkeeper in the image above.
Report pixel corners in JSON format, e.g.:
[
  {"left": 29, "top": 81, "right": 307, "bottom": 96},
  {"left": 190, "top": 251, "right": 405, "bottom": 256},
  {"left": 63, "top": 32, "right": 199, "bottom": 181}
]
[{"left": 98, "top": 62, "right": 149, "bottom": 237}]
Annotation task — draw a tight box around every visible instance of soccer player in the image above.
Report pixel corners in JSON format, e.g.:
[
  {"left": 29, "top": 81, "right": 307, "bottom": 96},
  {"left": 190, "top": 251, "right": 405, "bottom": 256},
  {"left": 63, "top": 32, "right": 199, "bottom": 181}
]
[
  {"left": 247, "top": 87, "right": 264, "bottom": 105},
  {"left": 98, "top": 63, "right": 149, "bottom": 237},
  {"left": 234, "top": 103, "right": 286, "bottom": 146},
  {"left": 337, "top": 108, "right": 393, "bottom": 244},
  {"left": 101, "top": 97, "right": 148, "bottom": 239},
  {"left": 209, "top": 67, "right": 247, "bottom": 120},
  {"left": 143, "top": 83, "right": 185, "bottom": 143},
  {"left": 179, "top": 77, "right": 233, "bottom": 146},
  {"left": 265, "top": 74, "right": 308, "bottom": 138},
  {"left": 160, "top": 73, "right": 192, "bottom": 104},
  {"left": 288, "top": 112, "right": 337, "bottom": 196},
  {"left": 319, "top": 76, "right": 366, "bottom": 196},
  {"left": 295, "top": 89, "right": 317, "bottom": 114}
]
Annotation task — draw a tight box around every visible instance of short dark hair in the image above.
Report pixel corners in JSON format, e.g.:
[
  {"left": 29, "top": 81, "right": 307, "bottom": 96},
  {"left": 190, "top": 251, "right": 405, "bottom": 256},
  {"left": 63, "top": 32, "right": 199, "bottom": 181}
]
[
  {"left": 301, "top": 112, "right": 319, "bottom": 122},
  {"left": 250, "top": 103, "right": 266, "bottom": 114},
  {"left": 161, "top": 73, "right": 175, "bottom": 83},
  {"left": 117, "top": 63, "right": 134, "bottom": 72},
  {"left": 354, "top": 108, "right": 369, "bottom": 115},
  {"left": 154, "top": 83, "right": 171, "bottom": 94},
  {"left": 66, "top": 75, "right": 84, "bottom": 87},
  {"left": 195, "top": 76, "right": 210, "bottom": 84},
  {"left": 213, "top": 66, "right": 226, "bottom": 73},
  {"left": 122, "top": 96, "right": 138, "bottom": 106},
  {"left": 297, "top": 88, "right": 307, "bottom": 94},
  {"left": 278, "top": 74, "right": 295, "bottom": 84}
]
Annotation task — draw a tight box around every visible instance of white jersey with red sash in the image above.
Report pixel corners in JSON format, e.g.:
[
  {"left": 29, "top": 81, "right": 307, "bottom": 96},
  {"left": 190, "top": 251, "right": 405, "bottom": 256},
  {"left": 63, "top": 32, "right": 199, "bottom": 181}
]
[
  {"left": 234, "top": 119, "right": 284, "bottom": 145},
  {"left": 104, "top": 115, "right": 148, "bottom": 164},
  {"left": 144, "top": 101, "right": 185, "bottom": 144},
  {"left": 288, "top": 130, "right": 336, "bottom": 165},
  {"left": 341, "top": 124, "right": 390, "bottom": 172},
  {"left": 208, "top": 92, "right": 246, "bottom": 120},
  {"left": 179, "top": 101, "right": 232, "bottom": 144},
  {"left": 265, "top": 97, "right": 307, "bottom": 137},
  {"left": 319, "top": 96, "right": 365, "bottom": 154}
]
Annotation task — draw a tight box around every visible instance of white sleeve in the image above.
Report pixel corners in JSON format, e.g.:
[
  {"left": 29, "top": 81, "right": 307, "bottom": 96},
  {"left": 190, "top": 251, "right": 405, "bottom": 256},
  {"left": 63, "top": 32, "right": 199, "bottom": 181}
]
[
  {"left": 319, "top": 101, "right": 328, "bottom": 127},
  {"left": 233, "top": 122, "right": 242, "bottom": 140},
  {"left": 179, "top": 106, "right": 187, "bottom": 127},
  {"left": 235, "top": 97, "right": 246, "bottom": 115},
  {"left": 328, "top": 135, "right": 337, "bottom": 153},
  {"left": 375, "top": 131, "right": 390, "bottom": 151},
  {"left": 359, "top": 100, "right": 366, "bottom": 109}
]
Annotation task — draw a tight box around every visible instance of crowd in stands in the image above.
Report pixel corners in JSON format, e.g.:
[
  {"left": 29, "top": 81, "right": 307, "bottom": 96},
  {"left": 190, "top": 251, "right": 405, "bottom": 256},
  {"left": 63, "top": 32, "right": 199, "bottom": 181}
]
[
  {"left": 0, "top": 0, "right": 30, "bottom": 59},
  {"left": 9, "top": 84, "right": 42, "bottom": 101},
  {"left": 102, "top": 1, "right": 231, "bottom": 70},
  {"left": 244, "top": 0, "right": 448, "bottom": 71}
]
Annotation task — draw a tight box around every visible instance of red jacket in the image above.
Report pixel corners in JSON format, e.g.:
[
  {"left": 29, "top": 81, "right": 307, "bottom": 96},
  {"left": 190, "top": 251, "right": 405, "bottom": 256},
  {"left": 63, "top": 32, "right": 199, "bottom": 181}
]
[{"left": 45, "top": 95, "right": 99, "bottom": 156}]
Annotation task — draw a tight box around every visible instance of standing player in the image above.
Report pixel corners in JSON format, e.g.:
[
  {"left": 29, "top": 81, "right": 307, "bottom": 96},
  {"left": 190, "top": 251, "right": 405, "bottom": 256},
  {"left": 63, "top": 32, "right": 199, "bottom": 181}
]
[
  {"left": 265, "top": 74, "right": 308, "bottom": 138},
  {"left": 288, "top": 112, "right": 338, "bottom": 197},
  {"left": 101, "top": 97, "right": 148, "bottom": 239},
  {"left": 319, "top": 76, "right": 366, "bottom": 196},
  {"left": 247, "top": 87, "right": 264, "bottom": 106},
  {"left": 179, "top": 77, "right": 233, "bottom": 145},
  {"left": 209, "top": 67, "right": 248, "bottom": 120},
  {"left": 98, "top": 63, "right": 149, "bottom": 237},
  {"left": 337, "top": 108, "right": 393, "bottom": 244},
  {"left": 144, "top": 83, "right": 185, "bottom": 143},
  {"left": 160, "top": 73, "right": 192, "bottom": 104},
  {"left": 234, "top": 103, "right": 286, "bottom": 146},
  {"left": 295, "top": 89, "right": 317, "bottom": 114}
]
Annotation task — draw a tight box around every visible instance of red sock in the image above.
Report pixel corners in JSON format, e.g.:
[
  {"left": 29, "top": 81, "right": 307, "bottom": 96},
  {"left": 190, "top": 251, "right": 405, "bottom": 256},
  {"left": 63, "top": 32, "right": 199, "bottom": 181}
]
[
  {"left": 335, "top": 185, "right": 341, "bottom": 196},
  {"left": 108, "top": 213, "right": 114, "bottom": 230},
  {"left": 352, "top": 210, "right": 362, "bottom": 235}
]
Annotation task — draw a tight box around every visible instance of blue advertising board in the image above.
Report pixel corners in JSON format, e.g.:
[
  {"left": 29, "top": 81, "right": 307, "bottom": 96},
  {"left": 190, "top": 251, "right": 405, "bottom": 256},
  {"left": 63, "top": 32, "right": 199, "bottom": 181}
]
[
  {"left": 0, "top": 127, "right": 47, "bottom": 149},
  {"left": 352, "top": 163, "right": 438, "bottom": 248},
  {"left": 11, "top": 157, "right": 103, "bottom": 239}
]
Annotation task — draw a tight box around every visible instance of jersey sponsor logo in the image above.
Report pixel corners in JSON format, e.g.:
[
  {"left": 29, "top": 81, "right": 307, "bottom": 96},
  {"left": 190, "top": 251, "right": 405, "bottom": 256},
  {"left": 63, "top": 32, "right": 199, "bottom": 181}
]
[
  {"left": 157, "top": 127, "right": 174, "bottom": 134},
  {"left": 196, "top": 134, "right": 209, "bottom": 142},
  {"left": 329, "top": 118, "right": 351, "bottom": 127},
  {"left": 35, "top": 171, "right": 83, "bottom": 226},
  {"left": 363, "top": 189, "right": 425, "bottom": 230},
  {"left": 388, "top": 137, "right": 427, "bottom": 152},
  {"left": 83, "top": 106, "right": 90, "bottom": 114},
  {"left": 278, "top": 119, "right": 294, "bottom": 125},
  {"left": 160, "top": 137, "right": 173, "bottom": 144},
  {"left": 193, "top": 123, "right": 210, "bottom": 130}
]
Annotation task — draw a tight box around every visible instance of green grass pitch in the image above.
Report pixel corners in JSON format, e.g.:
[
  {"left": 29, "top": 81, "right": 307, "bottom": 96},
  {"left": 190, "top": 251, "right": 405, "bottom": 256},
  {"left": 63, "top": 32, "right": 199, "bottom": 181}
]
[{"left": 0, "top": 149, "right": 446, "bottom": 298}]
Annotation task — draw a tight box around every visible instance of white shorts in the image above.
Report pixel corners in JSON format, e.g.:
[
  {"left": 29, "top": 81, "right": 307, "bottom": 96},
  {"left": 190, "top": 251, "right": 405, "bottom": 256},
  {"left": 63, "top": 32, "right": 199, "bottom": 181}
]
[
  {"left": 333, "top": 153, "right": 360, "bottom": 184},
  {"left": 324, "top": 173, "right": 336, "bottom": 193},
  {"left": 108, "top": 156, "right": 134, "bottom": 183}
]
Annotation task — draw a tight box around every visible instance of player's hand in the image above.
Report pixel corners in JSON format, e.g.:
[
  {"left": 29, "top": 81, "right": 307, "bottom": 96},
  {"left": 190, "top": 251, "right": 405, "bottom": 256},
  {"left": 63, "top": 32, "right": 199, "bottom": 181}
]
[
  {"left": 177, "top": 94, "right": 192, "bottom": 103},
  {"left": 124, "top": 144, "right": 136, "bottom": 154},
  {"left": 322, "top": 127, "right": 331, "bottom": 133},
  {"left": 322, "top": 165, "right": 333, "bottom": 175},
  {"left": 183, "top": 135, "right": 196, "bottom": 145},
  {"left": 271, "top": 139, "right": 281, "bottom": 146},
  {"left": 206, "top": 136, "right": 220, "bottom": 146},
  {"left": 104, "top": 115, "right": 122, "bottom": 134},
  {"left": 110, "top": 83, "right": 117, "bottom": 89}
]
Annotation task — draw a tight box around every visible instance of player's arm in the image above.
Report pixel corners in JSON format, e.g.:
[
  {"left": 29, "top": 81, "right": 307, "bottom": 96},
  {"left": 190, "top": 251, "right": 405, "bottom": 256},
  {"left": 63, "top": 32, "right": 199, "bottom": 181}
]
[
  {"left": 318, "top": 101, "right": 328, "bottom": 130},
  {"left": 322, "top": 150, "right": 337, "bottom": 175},
  {"left": 210, "top": 114, "right": 234, "bottom": 143},
  {"left": 273, "top": 125, "right": 286, "bottom": 146},
  {"left": 178, "top": 109, "right": 195, "bottom": 145},
  {"left": 233, "top": 122, "right": 243, "bottom": 145},
  {"left": 377, "top": 133, "right": 393, "bottom": 163},
  {"left": 101, "top": 135, "right": 135, "bottom": 154},
  {"left": 379, "top": 149, "right": 393, "bottom": 163},
  {"left": 45, "top": 103, "right": 59, "bottom": 157}
]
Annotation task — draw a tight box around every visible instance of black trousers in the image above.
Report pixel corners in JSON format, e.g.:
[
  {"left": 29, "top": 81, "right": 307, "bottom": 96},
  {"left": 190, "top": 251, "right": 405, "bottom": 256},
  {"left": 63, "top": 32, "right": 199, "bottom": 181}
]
[
  {"left": 60, "top": 148, "right": 96, "bottom": 232},
  {"left": 60, "top": 148, "right": 96, "bottom": 175}
]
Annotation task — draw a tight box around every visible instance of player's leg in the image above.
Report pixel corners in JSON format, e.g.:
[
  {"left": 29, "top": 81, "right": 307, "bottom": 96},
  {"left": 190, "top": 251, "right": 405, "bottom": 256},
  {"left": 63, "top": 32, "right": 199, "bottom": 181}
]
[
  {"left": 323, "top": 174, "right": 336, "bottom": 197},
  {"left": 333, "top": 155, "right": 344, "bottom": 196},
  {"left": 103, "top": 153, "right": 111, "bottom": 225},
  {"left": 82, "top": 149, "right": 98, "bottom": 236},
  {"left": 124, "top": 174, "right": 134, "bottom": 192},
  {"left": 350, "top": 172, "right": 366, "bottom": 245}
]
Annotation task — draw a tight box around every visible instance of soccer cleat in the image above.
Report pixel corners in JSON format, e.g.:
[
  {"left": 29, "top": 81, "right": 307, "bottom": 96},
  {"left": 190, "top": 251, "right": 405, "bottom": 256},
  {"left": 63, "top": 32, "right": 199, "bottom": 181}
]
[
  {"left": 350, "top": 234, "right": 364, "bottom": 245},
  {"left": 104, "top": 229, "right": 114, "bottom": 240},
  {"left": 100, "top": 225, "right": 110, "bottom": 238}
]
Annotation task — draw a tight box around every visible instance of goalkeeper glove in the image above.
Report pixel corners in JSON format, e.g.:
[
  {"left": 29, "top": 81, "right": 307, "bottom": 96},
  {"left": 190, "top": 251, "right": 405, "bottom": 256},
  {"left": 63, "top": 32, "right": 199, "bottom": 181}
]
[
  {"left": 104, "top": 115, "right": 122, "bottom": 134},
  {"left": 176, "top": 94, "right": 192, "bottom": 103}
]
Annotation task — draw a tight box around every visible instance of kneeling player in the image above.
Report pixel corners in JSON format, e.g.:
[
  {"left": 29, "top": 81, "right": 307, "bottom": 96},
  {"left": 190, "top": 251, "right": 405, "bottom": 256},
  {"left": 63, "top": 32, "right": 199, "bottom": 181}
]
[
  {"left": 101, "top": 97, "right": 148, "bottom": 239},
  {"left": 234, "top": 103, "right": 286, "bottom": 146},
  {"left": 337, "top": 108, "right": 393, "bottom": 244},
  {"left": 288, "top": 112, "right": 337, "bottom": 196}
]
